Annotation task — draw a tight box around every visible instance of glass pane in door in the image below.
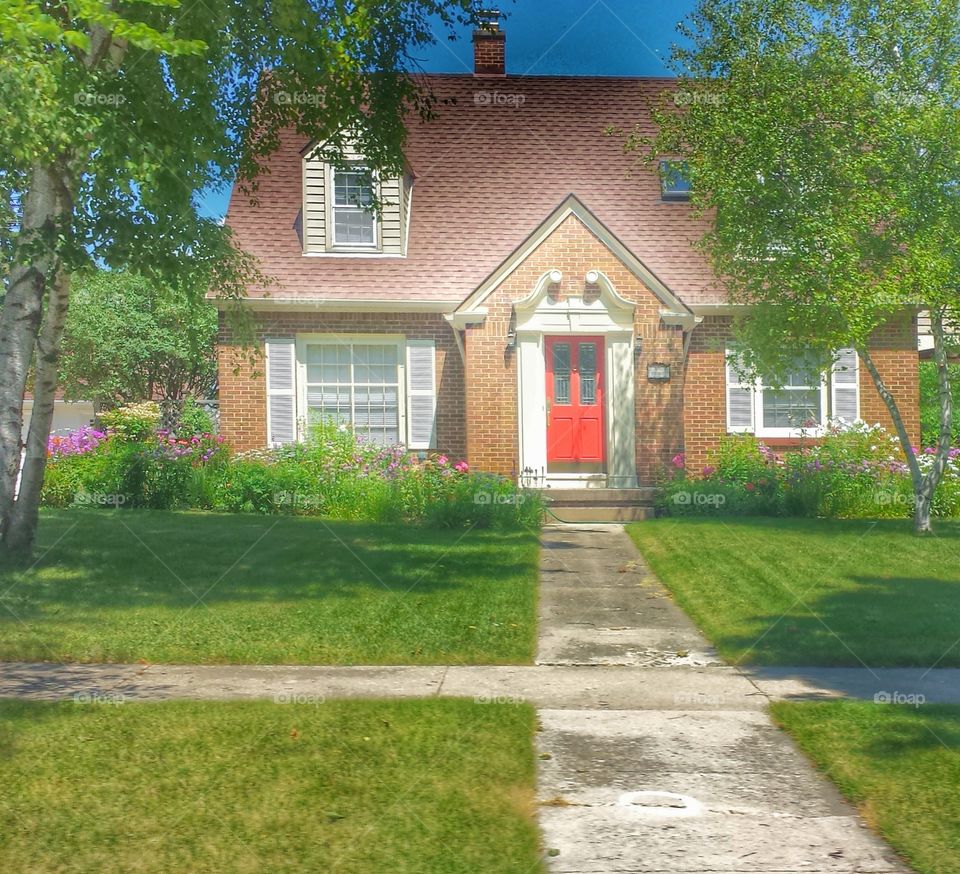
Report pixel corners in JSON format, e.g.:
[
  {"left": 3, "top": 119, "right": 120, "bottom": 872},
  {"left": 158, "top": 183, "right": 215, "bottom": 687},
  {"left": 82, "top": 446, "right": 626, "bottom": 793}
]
[
  {"left": 579, "top": 343, "right": 596, "bottom": 405},
  {"left": 553, "top": 343, "right": 571, "bottom": 404}
]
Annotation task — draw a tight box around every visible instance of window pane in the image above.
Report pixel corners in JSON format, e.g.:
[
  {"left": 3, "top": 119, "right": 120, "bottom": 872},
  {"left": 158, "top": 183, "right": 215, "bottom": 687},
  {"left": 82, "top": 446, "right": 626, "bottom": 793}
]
[
  {"left": 353, "top": 384, "right": 399, "bottom": 446},
  {"left": 353, "top": 345, "right": 397, "bottom": 385},
  {"left": 334, "top": 208, "right": 375, "bottom": 245},
  {"left": 660, "top": 160, "right": 691, "bottom": 200},
  {"left": 762, "top": 388, "right": 822, "bottom": 428},
  {"left": 579, "top": 343, "right": 597, "bottom": 405},
  {"left": 306, "top": 385, "right": 351, "bottom": 426},
  {"left": 553, "top": 344, "right": 570, "bottom": 405},
  {"left": 333, "top": 170, "right": 373, "bottom": 207},
  {"left": 304, "top": 342, "right": 400, "bottom": 446}
]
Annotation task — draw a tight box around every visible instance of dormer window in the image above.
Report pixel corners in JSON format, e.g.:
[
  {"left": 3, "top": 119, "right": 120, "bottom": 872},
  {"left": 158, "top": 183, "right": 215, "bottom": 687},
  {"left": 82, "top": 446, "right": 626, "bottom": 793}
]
[
  {"left": 660, "top": 160, "right": 692, "bottom": 202},
  {"left": 301, "top": 146, "right": 408, "bottom": 256},
  {"left": 332, "top": 166, "right": 376, "bottom": 247}
]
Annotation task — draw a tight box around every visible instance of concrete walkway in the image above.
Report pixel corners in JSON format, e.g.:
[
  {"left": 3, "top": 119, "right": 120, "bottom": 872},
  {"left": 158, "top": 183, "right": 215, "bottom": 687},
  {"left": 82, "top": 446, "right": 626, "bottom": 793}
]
[
  {"left": 532, "top": 524, "right": 908, "bottom": 873},
  {"left": 3, "top": 661, "right": 959, "bottom": 706},
  {"left": 0, "top": 523, "right": 938, "bottom": 871}
]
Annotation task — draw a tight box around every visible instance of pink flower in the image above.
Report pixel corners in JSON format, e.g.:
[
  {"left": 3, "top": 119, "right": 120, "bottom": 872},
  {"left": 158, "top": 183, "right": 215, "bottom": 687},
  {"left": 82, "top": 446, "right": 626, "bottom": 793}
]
[
  {"left": 454, "top": 461, "right": 469, "bottom": 473},
  {"left": 671, "top": 453, "right": 685, "bottom": 469},
  {"left": 436, "top": 455, "right": 449, "bottom": 466},
  {"left": 702, "top": 466, "right": 716, "bottom": 477},
  {"left": 744, "top": 482, "right": 756, "bottom": 492}
]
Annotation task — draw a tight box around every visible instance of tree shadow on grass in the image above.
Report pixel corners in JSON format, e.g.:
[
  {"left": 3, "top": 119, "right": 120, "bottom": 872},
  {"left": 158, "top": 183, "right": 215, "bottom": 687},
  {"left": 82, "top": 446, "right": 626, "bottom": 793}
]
[
  {"left": 861, "top": 706, "right": 960, "bottom": 756},
  {"left": 722, "top": 574, "right": 960, "bottom": 668},
  {"left": 0, "top": 510, "right": 539, "bottom": 614}
]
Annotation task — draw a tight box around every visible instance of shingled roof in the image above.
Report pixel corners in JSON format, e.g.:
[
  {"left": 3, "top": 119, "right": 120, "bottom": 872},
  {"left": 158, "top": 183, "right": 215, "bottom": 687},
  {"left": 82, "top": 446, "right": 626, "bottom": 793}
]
[{"left": 224, "top": 74, "right": 725, "bottom": 308}]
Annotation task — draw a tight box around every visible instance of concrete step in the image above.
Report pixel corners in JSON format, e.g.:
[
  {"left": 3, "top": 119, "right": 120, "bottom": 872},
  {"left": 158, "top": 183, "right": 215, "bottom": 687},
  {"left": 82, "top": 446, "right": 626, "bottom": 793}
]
[
  {"left": 544, "top": 505, "right": 656, "bottom": 523},
  {"left": 540, "top": 487, "right": 659, "bottom": 506}
]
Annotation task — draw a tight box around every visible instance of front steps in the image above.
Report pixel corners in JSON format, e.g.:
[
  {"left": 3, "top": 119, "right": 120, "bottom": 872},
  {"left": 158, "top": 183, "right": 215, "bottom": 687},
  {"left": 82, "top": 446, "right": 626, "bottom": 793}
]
[{"left": 538, "top": 487, "right": 658, "bottom": 523}]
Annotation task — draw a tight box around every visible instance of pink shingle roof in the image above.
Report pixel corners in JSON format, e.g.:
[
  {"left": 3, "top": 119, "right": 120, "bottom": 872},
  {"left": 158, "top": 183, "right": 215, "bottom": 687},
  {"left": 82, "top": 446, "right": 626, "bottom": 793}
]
[{"left": 225, "top": 75, "right": 725, "bottom": 307}]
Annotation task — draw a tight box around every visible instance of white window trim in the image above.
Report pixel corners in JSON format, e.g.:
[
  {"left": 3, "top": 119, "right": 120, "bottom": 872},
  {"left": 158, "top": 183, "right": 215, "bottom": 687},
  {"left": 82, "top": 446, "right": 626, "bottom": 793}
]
[
  {"left": 725, "top": 349, "right": 860, "bottom": 439},
  {"left": 326, "top": 164, "right": 380, "bottom": 252},
  {"left": 295, "top": 334, "right": 406, "bottom": 443}
]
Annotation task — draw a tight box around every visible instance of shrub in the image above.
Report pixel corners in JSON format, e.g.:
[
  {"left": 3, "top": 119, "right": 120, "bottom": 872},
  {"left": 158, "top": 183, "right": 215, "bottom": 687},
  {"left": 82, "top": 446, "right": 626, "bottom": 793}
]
[
  {"left": 175, "top": 397, "right": 216, "bottom": 438},
  {"left": 662, "top": 423, "right": 960, "bottom": 520},
  {"left": 97, "top": 402, "right": 161, "bottom": 441},
  {"left": 42, "top": 420, "right": 539, "bottom": 529}
]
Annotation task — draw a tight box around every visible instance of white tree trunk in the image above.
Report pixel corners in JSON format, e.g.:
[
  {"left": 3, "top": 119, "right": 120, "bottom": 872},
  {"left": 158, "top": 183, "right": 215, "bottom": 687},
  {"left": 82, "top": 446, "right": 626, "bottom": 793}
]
[
  {"left": 0, "top": 163, "right": 62, "bottom": 543},
  {"left": 859, "top": 310, "right": 954, "bottom": 535},
  {"left": 6, "top": 270, "right": 72, "bottom": 554},
  {"left": 916, "top": 307, "right": 957, "bottom": 534}
]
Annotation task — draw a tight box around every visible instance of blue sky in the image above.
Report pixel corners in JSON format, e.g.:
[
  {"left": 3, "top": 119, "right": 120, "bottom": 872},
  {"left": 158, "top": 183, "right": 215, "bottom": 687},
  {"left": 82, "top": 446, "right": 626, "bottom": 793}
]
[{"left": 199, "top": 0, "right": 697, "bottom": 218}]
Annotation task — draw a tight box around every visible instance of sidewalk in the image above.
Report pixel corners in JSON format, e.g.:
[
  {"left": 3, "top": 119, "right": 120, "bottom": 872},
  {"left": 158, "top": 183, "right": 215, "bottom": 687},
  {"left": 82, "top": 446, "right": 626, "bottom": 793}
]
[{"left": 4, "top": 661, "right": 959, "bottom": 707}]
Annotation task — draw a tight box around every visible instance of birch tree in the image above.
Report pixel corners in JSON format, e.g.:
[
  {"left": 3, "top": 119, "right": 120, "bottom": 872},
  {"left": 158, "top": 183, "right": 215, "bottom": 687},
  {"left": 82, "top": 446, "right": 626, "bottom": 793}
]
[
  {"left": 0, "top": 0, "right": 483, "bottom": 555},
  {"left": 631, "top": 0, "right": 959, "bottom": 533}
]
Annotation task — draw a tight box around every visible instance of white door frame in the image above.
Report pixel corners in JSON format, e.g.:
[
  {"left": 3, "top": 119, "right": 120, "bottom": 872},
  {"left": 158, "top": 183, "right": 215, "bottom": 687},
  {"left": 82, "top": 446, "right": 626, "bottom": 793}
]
[{"left": 515, "top": 270, "right": 638, "bottom": 489}]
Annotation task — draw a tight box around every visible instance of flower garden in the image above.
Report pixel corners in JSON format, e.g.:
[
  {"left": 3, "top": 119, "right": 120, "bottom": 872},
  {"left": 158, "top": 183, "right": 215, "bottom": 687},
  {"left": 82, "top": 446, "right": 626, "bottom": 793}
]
[
  {"left": 662, "top": 422, "right": 960, "bottom": 518},
  {"left": 41, "top": 403, "right": 541, "bottom": 528}
]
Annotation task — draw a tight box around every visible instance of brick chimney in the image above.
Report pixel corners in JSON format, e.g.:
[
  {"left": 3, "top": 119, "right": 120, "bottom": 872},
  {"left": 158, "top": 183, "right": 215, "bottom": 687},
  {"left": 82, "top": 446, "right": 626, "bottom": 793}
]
[{"left": 473, "top": 10, "right": 506, "bottom": 76}]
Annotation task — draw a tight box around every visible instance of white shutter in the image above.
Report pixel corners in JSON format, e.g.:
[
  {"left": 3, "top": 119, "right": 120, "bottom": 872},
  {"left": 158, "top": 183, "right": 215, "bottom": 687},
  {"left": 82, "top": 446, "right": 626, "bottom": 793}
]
[
  {"left": 726, "top": 350, "right": 755, "bottom": 433},
  {"left": 831, "top": 347, "right": 860, "bottom": 423},
  {"left": 406, "top": 340, "right": 436, "bottom": 450},
  {"left": 265, "top": 338, "right": 297, "bottom": 445}
]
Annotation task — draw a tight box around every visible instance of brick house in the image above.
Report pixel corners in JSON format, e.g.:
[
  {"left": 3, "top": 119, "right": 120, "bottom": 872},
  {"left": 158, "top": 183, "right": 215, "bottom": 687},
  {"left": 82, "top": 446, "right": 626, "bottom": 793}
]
[{"left": 218, "top": 19, "right": 919, "bottom": 491}]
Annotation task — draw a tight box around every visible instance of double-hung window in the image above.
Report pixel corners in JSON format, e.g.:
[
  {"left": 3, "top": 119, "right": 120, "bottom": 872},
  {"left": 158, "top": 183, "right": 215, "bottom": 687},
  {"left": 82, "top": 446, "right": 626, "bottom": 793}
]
[
  {"left": 331, "top": 167, "right": 376, "bottom": 247},
  {"left": 266, "top": 336, "right": 437, "bottom": 449},
  {"left": 303, "top": 340, "right": 400, "bottom": 445},
  {"left": 726, "top": 349, "right": 859, "bottom": 438},
  {"left": 757, "top": 360, "right": 825, "bottom": 435}
]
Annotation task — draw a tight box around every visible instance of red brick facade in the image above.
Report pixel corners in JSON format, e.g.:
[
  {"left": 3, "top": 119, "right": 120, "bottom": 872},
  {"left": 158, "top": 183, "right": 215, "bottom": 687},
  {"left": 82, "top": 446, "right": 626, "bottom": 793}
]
[
  {"left": 462, "top": 214, "right": 686, "bottom": 484},
  {"left": 683, "top": 314, "right": 921, "bottom": 474},
  {"left": 218, "top": 220, "right": 920, "bottom": 486},
  {"left": 218, "top": 311, "right": 466, "bottom": 458}
]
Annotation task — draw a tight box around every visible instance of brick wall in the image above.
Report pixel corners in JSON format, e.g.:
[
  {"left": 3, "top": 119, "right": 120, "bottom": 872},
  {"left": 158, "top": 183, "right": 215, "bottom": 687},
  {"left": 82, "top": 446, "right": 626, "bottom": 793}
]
[
  {"left": 683, "top": 314, "right": 921, "bottom": 473},
  {"left": 464, "top": 214, "right": 686, "bottom": 484},
  {"left": 219, "top": 237, "right": 920, "bottom": 483},
  {"left": 217, "top": 310, "right": 466, "bottom": 457},
  {"left": 473, "top": 30, "right": 506, "bottom": 75}
]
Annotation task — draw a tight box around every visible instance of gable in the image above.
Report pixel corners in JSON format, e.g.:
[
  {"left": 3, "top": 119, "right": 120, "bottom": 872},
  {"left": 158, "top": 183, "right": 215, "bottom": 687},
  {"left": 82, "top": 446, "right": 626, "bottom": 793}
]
[{"left": 455, "top": 194, "right": 694, "bottom": 321}]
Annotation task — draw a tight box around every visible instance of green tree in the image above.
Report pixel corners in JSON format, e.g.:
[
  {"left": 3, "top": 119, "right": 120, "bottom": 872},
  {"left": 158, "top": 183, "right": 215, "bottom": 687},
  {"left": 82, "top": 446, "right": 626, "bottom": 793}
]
[
  {"left": 920, "top": 360, "right": 960, "bottom": 446},
  {"left": 60, "top": 270, "right": 217, "bottom": 408},
  {"left": 0, "top": 0, "right": 484, "bottom": 555},
  {"left": 632, "top": 0, "right": 959, "bottom": 533}
]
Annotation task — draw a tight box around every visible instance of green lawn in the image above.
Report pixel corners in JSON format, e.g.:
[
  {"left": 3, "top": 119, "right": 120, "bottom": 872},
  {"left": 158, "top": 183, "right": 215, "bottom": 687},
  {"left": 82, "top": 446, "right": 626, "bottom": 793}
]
[
  {"left": 0, "top": 698, "right": 542, "bottom": 873},
  {"left": 773, "top": 701, "right": 960, "bottom": 874},
  {"left": 627, "top": 517, "right": 960, "bottom": 666},
  {"left": 0, "top": 510, "right": 539, "bottom": 665}
]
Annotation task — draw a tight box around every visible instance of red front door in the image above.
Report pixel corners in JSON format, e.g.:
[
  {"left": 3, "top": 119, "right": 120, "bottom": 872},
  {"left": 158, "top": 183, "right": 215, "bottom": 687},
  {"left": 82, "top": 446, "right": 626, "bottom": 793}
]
[{"left": 545, "top": 336, "right": 605, "bottom": 469}]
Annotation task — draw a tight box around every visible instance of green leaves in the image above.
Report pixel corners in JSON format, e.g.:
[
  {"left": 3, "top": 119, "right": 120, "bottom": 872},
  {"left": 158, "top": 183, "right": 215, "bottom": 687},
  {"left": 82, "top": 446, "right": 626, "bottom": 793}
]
[
  {"left": 637, "top": 0, "right": 960, "bottom": 358},
  {"left": 59, "top": 270, "right": 218, "bottom": 405},
  {"left": 1, "top": 0, "right": 486, "bottom": 281}
]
